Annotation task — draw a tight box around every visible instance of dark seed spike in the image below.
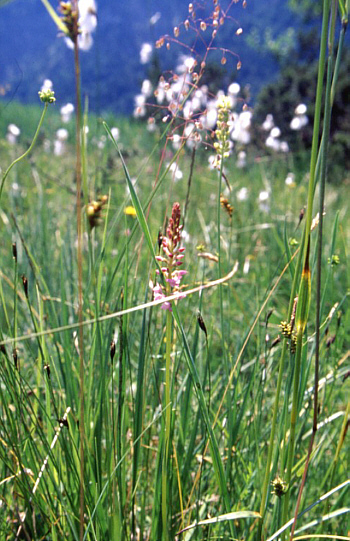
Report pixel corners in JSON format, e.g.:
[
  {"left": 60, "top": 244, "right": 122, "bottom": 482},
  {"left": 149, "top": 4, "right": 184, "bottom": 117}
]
[
  {"left": 270, "top": 335, "right": 281, "bottom": 349},
  {"left": 44, "top": 364, "right": 51, "bottom": 379},
  {"left": 13, "top": 348, "right": 18, "bottom": 370},
  {"left": 342, "top": 371, "right": 350, "bottom": 382},
  {"left": 337, "top": 311, "right": 342, "bottom": 328},
  {"left": 265, "top": 309, "right": 274, "bottom": 327},
  {"left": 197, "top": 311, "right": 208, "bottom": 339},
  {"left": 157, "top": 230, "right": 163, "bottom": 251},
  {"left": 298, "top": 207, "right": 305, "bottom": 227},
  {"left": 290, "top": 296, "right": 298, "bottom": 332},
  {"left": 110, "top": 340, "right": 116, "bottom": 363},
  {"left": 57, "top": 418, "right": 69, "bottom": 428},
  {"left": 12, "top": 242, "right": 17, "bottom": 261},
  {"left": 326, "top": 334, "right": 336, "bottom": 348},
  {"left": 22, "top": 275, "right": 28, "bottom": 299}
]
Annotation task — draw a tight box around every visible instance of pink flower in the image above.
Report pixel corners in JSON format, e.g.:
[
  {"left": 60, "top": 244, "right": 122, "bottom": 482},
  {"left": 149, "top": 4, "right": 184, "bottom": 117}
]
[{"left": 153, "top": 203, "right": 187, "bottom": 311}]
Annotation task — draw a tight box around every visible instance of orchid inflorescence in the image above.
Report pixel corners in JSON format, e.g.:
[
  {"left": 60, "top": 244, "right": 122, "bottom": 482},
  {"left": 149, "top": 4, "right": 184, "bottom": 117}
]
[{"left": 153, "top": 202, "right": 187, "bottom": 311}]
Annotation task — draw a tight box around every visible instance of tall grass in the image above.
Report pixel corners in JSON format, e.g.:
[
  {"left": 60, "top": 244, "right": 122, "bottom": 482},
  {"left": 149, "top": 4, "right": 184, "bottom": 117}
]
[{"left": 0, "top": 0, "right": 349, "bottom": 540}]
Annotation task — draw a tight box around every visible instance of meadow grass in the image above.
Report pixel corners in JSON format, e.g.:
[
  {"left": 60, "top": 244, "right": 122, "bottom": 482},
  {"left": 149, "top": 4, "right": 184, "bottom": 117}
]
[
  {"left": 0, "top": 111, "right": 349, "bottom": 539},
  {"left": 0, "top": 0, "right": 349, "bottom": 540}
]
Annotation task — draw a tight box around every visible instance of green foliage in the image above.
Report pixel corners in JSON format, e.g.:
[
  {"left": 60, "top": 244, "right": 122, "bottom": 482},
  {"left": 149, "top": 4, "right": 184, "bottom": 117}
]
[
  {"left": 0, "top": 113, "right": 349, "bottom": 539},
  {"left": 246, "top": 26, "right": 297, "bottom": 64},
  {"left": 289, "top": 0, "right": 323, "bottom": 19}
]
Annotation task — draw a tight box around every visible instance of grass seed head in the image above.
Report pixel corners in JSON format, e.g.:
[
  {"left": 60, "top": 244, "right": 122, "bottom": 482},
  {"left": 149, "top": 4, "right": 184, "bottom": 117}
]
[
  {"left": 86, "top": 195, "right": 108, "bottom": 229},
  {"left": 271, "top": 476, "right": 287, "bottom": 498},
  {"left": 38, "top": 89, "right": 56, "bottom": 104},
  {"left": 220, "top": 194, "right": 234, "bottom": 218}
]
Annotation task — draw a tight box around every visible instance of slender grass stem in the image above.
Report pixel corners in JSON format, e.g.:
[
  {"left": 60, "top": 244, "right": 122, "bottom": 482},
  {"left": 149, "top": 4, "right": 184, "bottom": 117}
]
[
  {"left": 281, "top": 4, "right": 331, "bottom": 536},
  {"left": 289, "top": 5, "right": 337, "bottom": 540},
  {"left": 0, "top": 103, "right": 49, "bottom": 203},
  {"left": 302, "top": 0, "right": 330, "bottom": 258},
  {"left": 71, "top": 4, "right": 85, "bottom": 538},
  {"left": 162, "top": 305, "right": 172, "bottom": 540}
]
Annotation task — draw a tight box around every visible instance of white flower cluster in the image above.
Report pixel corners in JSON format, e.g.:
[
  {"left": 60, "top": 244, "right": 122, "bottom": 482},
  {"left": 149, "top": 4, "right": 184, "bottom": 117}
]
[
  {"left": 290, "top": 103, "right": 308, "bottom": 130},
  {"left": 60, "top": 103, "right": 75, "bottom": 123},
  {"left": 263, "top": 114, "right": 289, "bottom": 152},
  {"left": 140, "top": 43, "right": 153, "bottom": 64},
  {"left": 130, "top": 55, "right": 313, "bottom": 171},
  {"left": 6, "top": 124, "right": 20, "bottom": 145},
  {"left": 54, "top": 128, "right": 69, "bottom": 156},
  {"left": 133, "top": 57, "right": 254, "bottom": 171},
  {"left": 41, "top": 79, "right": 53, "bottom": 93},
  {"left": 65, "top": 0, "right": 97, "bottom": 52}
]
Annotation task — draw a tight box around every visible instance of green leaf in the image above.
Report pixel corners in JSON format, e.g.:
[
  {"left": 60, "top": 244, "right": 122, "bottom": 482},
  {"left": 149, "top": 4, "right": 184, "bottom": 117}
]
[
  {"left": 178, "top": 510, "right": 261, "bottom": 534},
  {"left": 103, "top": 121, "right": 157, "bottom": 263},
  {"left": 39, "top": 0, "right": 69, "bottom": 35}
]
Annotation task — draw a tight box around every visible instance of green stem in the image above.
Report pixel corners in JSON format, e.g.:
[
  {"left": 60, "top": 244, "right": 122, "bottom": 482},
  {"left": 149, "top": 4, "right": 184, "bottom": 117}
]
[
  {"left": 162, "top": 304, "right": 172, "bottom": 541},
  {"left": 0, "top": 103, "right": 49, "bottom": 203},
  {"left": 281, "top": 239, "right": 311, "bottom": 536},
  {"left": 302, "top": 0, "right": 330, "bottom": 263},
  {"left": 71, "top": 5, "right": 85, "bottom": 539},
  {"left": 289, "top": 9, "right": 338, "bottom": 537},
  {"left": 258, "top": 340, "right": 288, "bottom": 533},
  {"left": 279, "top": 1, "right": 330, "bottom": 535},
  {"left": 217, "top": 158, "right": 226, "bottom": 368}
]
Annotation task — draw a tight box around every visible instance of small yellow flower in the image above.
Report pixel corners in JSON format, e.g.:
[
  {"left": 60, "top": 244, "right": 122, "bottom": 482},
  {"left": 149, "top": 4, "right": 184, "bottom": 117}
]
[{"left": 124, "top": 205, "right": 137, "bottom": 217}]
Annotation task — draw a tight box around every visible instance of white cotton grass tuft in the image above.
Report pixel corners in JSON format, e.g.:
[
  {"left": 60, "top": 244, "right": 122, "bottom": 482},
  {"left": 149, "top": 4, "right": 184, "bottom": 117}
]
[
  {"left": 290, "top": 103, "right": 308, "bottom": 130},
  {"left": 262, "top": 114, "right": 274, "bottom": 131},
  {"left": 228, "top": 82, "right": 240, "bottom": 96},
  {"left": 290, "top": 116, "right": 308, "bottom": 130},
  {"left": 54, "top": 128, "right": 69, "bottom": 156},
  {"left": 150, "top": 11, "right": 161, "bottom": 25},
  {"left": 60, "top": 103, "right": 74, "bottom": 123},
  {"left": 236, "top": 150, "right": 247, "bottom": 168},
  {"left": 79, "top": 0, "right": 97, "bottom": 32},
  {"left": 237, "top": 186, "right": 248, "bottom": 201},
  {"left": 243, "top": 255, "right": 251, "bottom": 275},
  {"left": 141, "top": 79, "right": 153, "bottom": 97},
  {"left": 295, "top": 103, "right": 307, "bottom": 115},
  {"left": 230, "top": 110, "right": 252, "bottom": 145},
  {"left": 41, "top": 79, "right": 53, "bottom": 92},
  {"left": 270, "top": 127, "right": 281, "bottom": 139},
  {"left": 110, "top": 127, "right": 120, "bottom": 141},
  {"left": 133, "top": 94, "right": 147, "bottom": 117},
  {"left": 259, "top": 190, "right": 270, "bottom": 212},
  {"left": 140, "top": 43, "right": 153, "bottom": 64},
  {"left": 285, "top": 172, "right": 296, "bottom": 187},
  {"left": 265, "top": 123, "right": 289, "bottom": 153},
  {"left": 171, "top": 134, "right": 182, "bottom": 151},
  {"left": 56, "top": 128, "right": 69, "bottom": 141},
  {"left": 6, "top": 124, "right": 21, "bottom": 144},
  {"left": 167, "top": 162, "right": 183, "bottom": 181},
  {"left": 65, "top": 0, "right": 97, "bottom": 51}
]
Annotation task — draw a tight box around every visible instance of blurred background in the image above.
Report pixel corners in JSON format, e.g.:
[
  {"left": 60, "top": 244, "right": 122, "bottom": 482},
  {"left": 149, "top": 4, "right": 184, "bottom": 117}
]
[
  {"left": 0, "top": 0, "right": 316, "bottom": 113},
  {"left": 1, "top": 0, "right": 349, "bottom": 173}
]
